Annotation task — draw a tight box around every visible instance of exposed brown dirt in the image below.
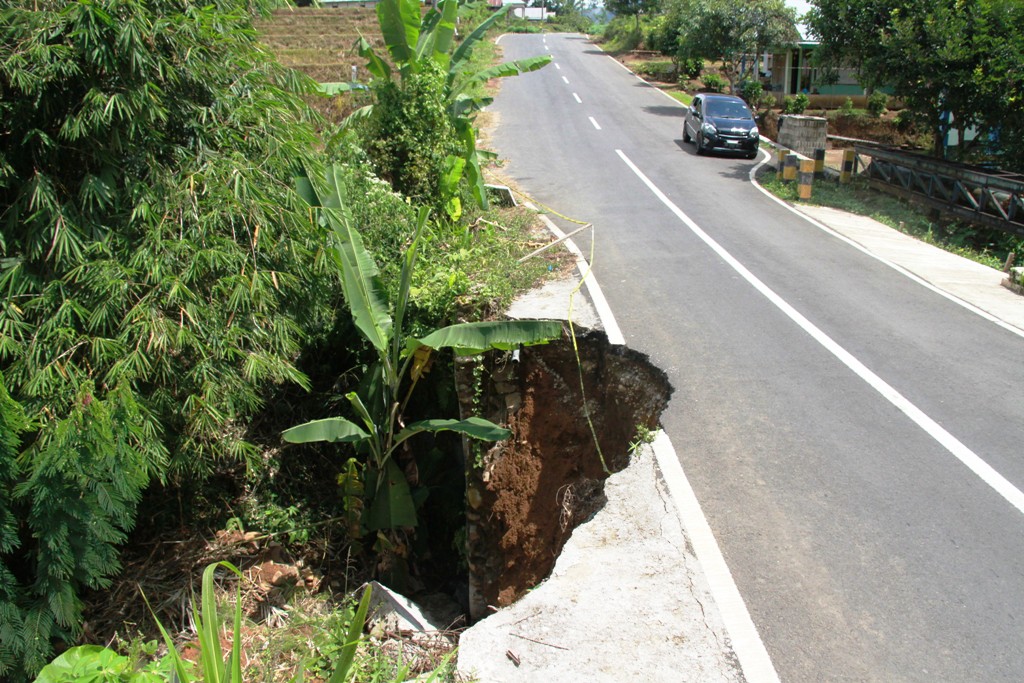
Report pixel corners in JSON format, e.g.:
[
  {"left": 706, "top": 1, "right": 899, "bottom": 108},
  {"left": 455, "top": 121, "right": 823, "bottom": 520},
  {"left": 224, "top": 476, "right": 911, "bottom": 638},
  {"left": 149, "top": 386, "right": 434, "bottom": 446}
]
[{"left": 460, "top": 330, "right": 672, "bottom": 614}]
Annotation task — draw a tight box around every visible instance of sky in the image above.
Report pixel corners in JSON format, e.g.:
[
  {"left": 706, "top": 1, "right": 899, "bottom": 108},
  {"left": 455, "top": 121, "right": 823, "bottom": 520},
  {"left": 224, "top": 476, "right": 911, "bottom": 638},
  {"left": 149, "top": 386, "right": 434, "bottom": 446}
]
[{"left": 786, "top": 0, "right": 812, "bottom": 16}]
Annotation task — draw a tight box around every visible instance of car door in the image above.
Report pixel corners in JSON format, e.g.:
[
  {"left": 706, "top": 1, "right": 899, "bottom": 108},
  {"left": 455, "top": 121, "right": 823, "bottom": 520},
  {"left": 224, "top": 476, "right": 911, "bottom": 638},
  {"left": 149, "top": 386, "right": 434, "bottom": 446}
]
[{"left": 686, "top": 95, "right": 702, "bottom": 139}]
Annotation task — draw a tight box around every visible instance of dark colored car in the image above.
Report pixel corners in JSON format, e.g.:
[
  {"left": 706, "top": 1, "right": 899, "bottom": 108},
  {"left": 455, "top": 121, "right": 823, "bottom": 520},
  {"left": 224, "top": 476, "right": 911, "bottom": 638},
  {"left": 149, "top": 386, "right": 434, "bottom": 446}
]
[{"left": 682, "top": 93, "right": 760, "bottom": 159}]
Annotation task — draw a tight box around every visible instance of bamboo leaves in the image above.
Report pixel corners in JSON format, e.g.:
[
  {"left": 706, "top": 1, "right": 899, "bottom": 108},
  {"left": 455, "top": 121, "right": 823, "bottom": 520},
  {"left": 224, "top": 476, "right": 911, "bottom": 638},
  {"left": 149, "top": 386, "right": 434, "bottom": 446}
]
[{"left": 1, "top": 1, "right": 332, "bottom": 676}]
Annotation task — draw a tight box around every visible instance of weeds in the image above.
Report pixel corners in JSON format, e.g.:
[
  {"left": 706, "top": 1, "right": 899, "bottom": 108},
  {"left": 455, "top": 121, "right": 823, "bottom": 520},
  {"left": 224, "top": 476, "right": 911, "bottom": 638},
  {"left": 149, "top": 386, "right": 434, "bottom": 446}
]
[
  {"left": 759, "top": 173, "right": 1024, "bottom": 269},
  {"left": 628, "top": 424, "right": 657, "bottom": 455}
]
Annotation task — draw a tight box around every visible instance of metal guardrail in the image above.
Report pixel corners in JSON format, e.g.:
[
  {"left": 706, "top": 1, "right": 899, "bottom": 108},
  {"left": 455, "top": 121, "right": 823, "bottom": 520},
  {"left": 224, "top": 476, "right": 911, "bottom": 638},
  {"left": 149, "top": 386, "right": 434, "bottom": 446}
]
[{"left": 853, "top": 144, "right": 1024, "bottom": 238}]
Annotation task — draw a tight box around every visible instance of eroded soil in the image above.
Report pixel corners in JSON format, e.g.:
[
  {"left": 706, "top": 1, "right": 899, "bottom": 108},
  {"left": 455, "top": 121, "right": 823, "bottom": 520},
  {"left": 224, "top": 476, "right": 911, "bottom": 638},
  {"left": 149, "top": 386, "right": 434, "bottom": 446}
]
[{"left": 460, "top": 329, "right": 672, "bottom": 616}]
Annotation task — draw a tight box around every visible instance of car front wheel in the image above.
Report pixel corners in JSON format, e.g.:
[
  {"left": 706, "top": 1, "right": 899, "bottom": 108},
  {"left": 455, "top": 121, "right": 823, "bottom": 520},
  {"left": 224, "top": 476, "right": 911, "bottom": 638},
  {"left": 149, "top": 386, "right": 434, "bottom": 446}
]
[{"left": 683, "top": 126, "right": 691, "bottom": 143}]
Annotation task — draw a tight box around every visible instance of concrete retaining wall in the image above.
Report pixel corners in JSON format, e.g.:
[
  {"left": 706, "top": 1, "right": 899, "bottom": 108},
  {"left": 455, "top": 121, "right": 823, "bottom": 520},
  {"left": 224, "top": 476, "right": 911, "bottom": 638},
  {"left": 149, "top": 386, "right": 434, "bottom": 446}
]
[{"left": 778, "top": 115, "right": 827, "bottom": 159}]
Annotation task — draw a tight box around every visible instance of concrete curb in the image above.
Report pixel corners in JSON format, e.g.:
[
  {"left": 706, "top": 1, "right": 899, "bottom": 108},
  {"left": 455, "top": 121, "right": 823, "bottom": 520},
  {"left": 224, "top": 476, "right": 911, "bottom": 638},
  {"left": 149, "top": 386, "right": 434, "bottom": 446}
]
[{"left": 458, "top": 203, "right": 781, "bottom": 683}]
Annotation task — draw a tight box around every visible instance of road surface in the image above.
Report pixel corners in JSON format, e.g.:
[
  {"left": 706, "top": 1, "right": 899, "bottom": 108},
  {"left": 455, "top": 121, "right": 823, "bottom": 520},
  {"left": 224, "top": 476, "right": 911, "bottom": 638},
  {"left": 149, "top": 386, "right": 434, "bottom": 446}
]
[{"left": 490, "top": 32, "right": 1024, "bottom": 682}]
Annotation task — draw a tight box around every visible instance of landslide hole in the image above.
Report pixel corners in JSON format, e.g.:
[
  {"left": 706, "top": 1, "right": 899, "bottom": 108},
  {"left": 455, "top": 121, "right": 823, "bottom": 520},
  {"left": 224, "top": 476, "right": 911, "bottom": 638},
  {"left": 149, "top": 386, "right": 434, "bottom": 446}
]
[{"left": 459, "top": 328, "right": 673, "bottom": 618}]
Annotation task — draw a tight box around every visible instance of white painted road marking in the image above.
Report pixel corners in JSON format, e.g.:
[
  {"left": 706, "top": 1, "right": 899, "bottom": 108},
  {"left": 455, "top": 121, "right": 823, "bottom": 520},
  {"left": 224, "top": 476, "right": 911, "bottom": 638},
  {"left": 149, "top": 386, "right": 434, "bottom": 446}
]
[
  {"left": 533, "top": 213, "right": 624, "bottom": 345},
  {"left": 651, "top": 431, "right": 781, "bottom": 683},
  {"left": 589, "top": 117, "right": 601, "bottom": 130},
  {"left": 747, "top": 157, "right": 1024, "bottom": 340},
  {"left": 616, "top": 148, "right": 1024, "bottom": 518},
  {"left": 562, "top": 76, "right": 569, "bottom": 84},
  {"left": 573, "top": 93, "right": 582, "bottom": 104},
  {"left": 555, "top": 63, "right": 561, "bottom": 70}
]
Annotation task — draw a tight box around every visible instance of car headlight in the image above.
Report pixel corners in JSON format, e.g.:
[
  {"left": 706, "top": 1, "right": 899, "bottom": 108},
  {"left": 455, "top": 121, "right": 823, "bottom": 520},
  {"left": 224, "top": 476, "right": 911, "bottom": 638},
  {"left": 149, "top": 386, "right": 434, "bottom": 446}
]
[
  {"left": 702, "top": 122, "right": 717, "bottom": 136},
  {"left": 748, "top": 127, "right": 760, "bottom": 138}
]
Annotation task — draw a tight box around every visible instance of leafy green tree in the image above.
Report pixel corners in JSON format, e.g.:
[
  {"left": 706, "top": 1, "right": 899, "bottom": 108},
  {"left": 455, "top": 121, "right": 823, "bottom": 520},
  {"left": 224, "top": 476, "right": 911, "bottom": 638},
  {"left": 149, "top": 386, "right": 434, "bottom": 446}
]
[
  {"left": 806, "top": 0, "right": 1024, "bottom": 163},
  {"left": 285, "top": 165, "right": 561, "bottom": 571},
  {"left": 351, "top": 0, "right": 551, "bottom": 220},
  {"left": 681, "top": 0, "right": 799, "bottom": 92},
  {"left": 605, "top": 0, "right": 662, "bottom": 32},
  {"left": 646, "top": 0, "right": 703, "bottom": 74},
  {"left": 0, "top": 0, "right": 333, "bottom": 677}
]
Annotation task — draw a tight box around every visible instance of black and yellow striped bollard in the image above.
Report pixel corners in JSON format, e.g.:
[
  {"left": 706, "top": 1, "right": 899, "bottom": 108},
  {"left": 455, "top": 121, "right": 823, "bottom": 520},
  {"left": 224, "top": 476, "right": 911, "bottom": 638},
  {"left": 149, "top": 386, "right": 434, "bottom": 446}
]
[
  {"left": 814, "top": 148, "right": 826, "bottom": 180},
  {"left": 840, "top": 149, "right": 856, "bottom": 183},
  {"left": 776, "top": 147, "right": 788, "bottom": 179},
  {"left": 783, "top": 153, "right": 799, "bottom": 182},
  {"left": 798, "top": 158, "right": 815, "bottom": 199}
]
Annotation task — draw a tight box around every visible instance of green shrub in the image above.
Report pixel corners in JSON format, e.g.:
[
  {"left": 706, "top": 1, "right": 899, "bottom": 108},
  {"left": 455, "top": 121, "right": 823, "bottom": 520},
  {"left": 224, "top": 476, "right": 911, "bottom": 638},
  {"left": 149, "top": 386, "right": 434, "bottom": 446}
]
[
  {"left": 0, "top": 1, "right": 333, "bottom": 678},
  {"left": 635, "top": 60, "right": 676, "bottom": 79},
  {"left": 360, "top": 61, "right": 462, "bottom": 215},
  {"left": 783, "top": 93, "right": 810, "bottom": 114},
  {"left": 894, "top": 108, "right": 916, "bottom": 131},
  {"left": 601, "top": 17, "right": 642, "bottom": 51},
  {"left": 839, "top": 96, "right": 856, "bottom": 116},
  {"left": 547, "top": 12, "right": 592, "bottom": 33},
  {"left": 867, "top": 91, "right": 888, "bottom": 118},
  {"left": 701, "top": 72, "right": 727, "bottom": 93},
  {"left": 677, "top": 56, "right": 703, "bottom": 80},
  {"left": 739, "top": 80, "right": 764, "bottom": 108}
]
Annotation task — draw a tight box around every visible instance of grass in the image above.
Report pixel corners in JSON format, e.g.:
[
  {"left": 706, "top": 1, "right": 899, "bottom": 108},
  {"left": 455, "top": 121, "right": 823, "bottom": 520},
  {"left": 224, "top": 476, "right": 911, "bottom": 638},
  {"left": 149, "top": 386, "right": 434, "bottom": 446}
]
[
  {"left": 666, "top": 91, "right": 692, "bottom": 106},
  {"left": 758, "top": 172, "right": 1024, "bottom": 270}
]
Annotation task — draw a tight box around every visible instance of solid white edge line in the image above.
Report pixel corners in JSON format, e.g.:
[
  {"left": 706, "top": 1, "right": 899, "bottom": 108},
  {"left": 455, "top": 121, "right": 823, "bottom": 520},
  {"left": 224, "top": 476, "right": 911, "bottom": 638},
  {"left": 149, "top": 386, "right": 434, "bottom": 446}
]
[
  {"left": 573, "top": 93, "right": 582, "bottom": 104},
  {"left": 589, "top": 116, "right": 601, "bottom": 130},
  {"left": 511, "top": 37, "right": 771, "bottom": 678},
  {"left": 746, "top": 155, "right": 1024, "bottom": 339},
  {"left": 604, "top": 48, "right": 688, "bottom": 106},
  {"left": 533, "top": 212, "right": 625, "bottom": 346},
  {"left": 651, "top": 430, "right": 781, "bottom": 683},
  {"left": 617, "top": 148, "right": 1024, "bottom": 517},
  {"left": 526, "top": 205, "right": 773, "bottom": 682}
]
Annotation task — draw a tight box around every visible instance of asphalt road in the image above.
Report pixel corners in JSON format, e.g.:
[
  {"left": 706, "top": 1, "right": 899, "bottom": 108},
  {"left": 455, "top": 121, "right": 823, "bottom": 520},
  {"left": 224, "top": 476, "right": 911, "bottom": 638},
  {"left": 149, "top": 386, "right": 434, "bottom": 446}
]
[{"left": 490, "top": 32, "right": 1024, "bottom": 682}]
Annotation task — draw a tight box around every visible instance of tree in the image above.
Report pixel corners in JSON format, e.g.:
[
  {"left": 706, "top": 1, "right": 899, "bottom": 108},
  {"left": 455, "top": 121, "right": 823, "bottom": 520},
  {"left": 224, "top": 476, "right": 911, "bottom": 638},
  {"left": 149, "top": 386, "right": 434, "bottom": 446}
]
[
  {"left": 286, "top": 165, "right": 561, "bottom": 540},
  {"left": 681, "top": 0, "right": 799, "bottom": 92},
  {"left": 806, "top": 0, "right": 1024, "bottom": 163},
  {"left": 349, "top": 0, "right": 551, "bottom": 220},
  {"left": 0, "top": 0, "right": 333, "bottom": 677},
  {"left": 605, "top": 0, "right": 662, "bottom": 32}
]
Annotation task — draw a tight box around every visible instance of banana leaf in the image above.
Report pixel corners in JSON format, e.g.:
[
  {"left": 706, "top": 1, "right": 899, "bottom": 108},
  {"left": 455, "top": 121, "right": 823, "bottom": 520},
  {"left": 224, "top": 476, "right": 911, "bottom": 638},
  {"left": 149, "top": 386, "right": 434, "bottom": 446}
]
[
  {"left": 377, "top": 0, "right": 420, "bottom": 71},
  {"left": 357, "top": 35, "right": 391, "bottom": 80},
  {"left": 282, "top": 417, "right": 370, "bottom": 444},
  {"left": 409, "top": 319, "right": 563, "bottom": 356},
  {"left": 419, "top": 0, "right": 458, "bottom": 70},
  {"left": 394, "top": 416, "right": 512, "bottom": 446},
  {"left": 456, "top": 121, "right": 487, "bottom": 210},
  {"left": 367, "top": 459, "right": 417, "bottom": 530},
  {"left": 391, "top": 208, "right": 429, "bottom": 383},
  {"left": 460, "top": 55, "right": 553, "bottom": 90},
  {"left": 322, "top": 167, "right": 394, "bottom": 357},
  {"left": 317, "top": 82, "right": 359, "bottom": 95}
]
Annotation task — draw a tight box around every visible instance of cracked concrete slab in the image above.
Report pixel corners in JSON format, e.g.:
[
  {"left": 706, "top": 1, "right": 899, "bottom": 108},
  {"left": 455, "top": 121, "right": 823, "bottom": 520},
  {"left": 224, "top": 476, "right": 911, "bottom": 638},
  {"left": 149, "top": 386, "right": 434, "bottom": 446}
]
[
  {"left": 505, "top": 269, "right": 603, "bottom": 331},
  {"left": 456, "top": 447, "right": 744, "bottom": 683}
]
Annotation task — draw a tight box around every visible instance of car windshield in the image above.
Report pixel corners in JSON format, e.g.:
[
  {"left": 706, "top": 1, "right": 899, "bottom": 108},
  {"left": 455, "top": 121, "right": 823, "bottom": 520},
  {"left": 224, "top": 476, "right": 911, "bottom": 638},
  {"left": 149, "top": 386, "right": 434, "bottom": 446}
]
[{"left": 706, "top": 100, "right": 752, "bottom": 119}]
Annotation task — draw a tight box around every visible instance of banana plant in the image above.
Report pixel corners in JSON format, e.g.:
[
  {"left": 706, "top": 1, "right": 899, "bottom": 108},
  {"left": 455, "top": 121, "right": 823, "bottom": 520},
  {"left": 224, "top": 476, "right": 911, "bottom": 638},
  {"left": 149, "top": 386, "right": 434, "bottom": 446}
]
[
  {"left": 285, "top": 165, "right": 562, "bottom": 532},
  {"left": 324, "top": 0, "right": 551, "bottom": 211}
]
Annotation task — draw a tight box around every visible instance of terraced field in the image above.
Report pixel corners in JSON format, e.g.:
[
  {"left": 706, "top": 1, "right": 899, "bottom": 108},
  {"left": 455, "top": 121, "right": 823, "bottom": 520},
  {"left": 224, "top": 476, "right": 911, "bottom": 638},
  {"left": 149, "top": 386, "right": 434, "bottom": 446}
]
[
  {"left": 256, "top": 6, "right": 386, "bottom": 122},
  {"left": 257, "top": 7, "right": 385, "bottom": 80}
]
